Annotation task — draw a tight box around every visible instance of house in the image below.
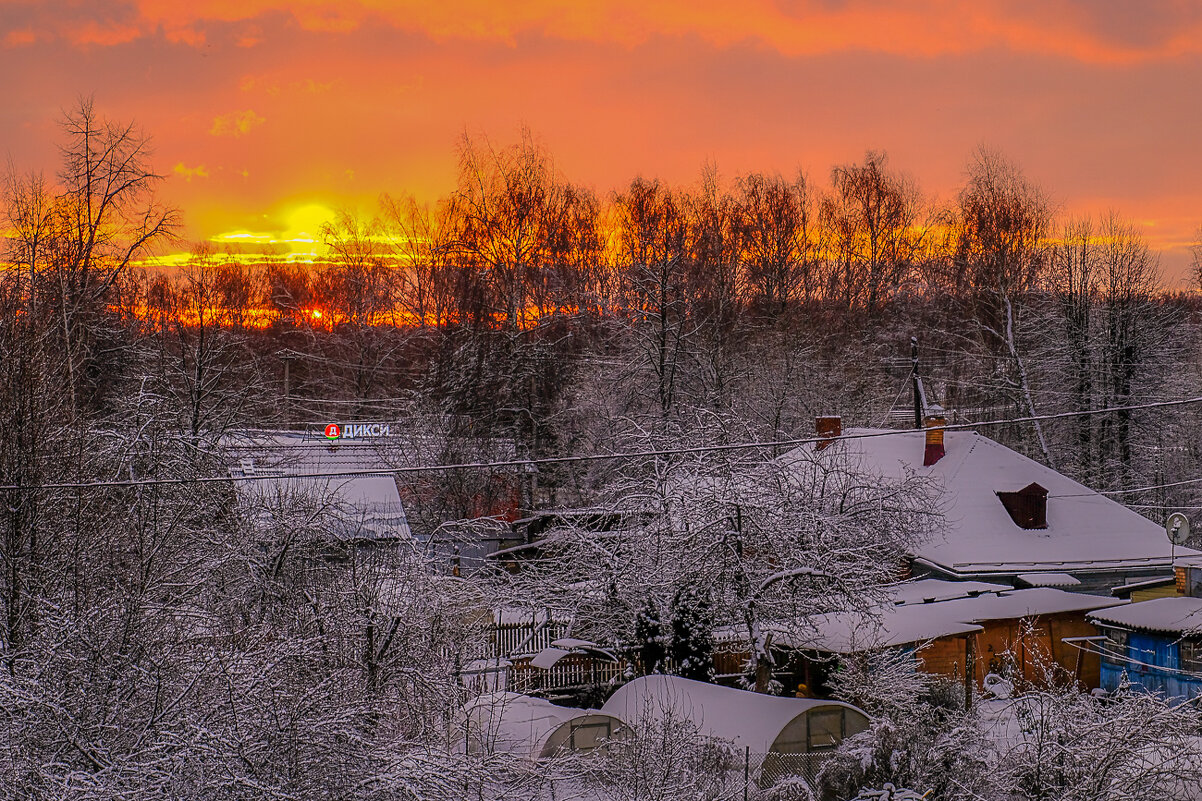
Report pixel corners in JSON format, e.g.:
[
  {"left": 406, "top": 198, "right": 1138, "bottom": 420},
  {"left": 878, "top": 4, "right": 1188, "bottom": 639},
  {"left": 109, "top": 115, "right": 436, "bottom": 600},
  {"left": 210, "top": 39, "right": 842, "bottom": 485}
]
[
  {"left": 796, "top": 417, "right": 1196, "bottom": 592},
  {"left": 601, "top": 675, "right": 869, "bottom": 787},
  {"left": 461, "top": 692, "right": 627, "bottom": 759},
  {"left": 716, "top": 579, "right": 1123, "bottom": 695}
]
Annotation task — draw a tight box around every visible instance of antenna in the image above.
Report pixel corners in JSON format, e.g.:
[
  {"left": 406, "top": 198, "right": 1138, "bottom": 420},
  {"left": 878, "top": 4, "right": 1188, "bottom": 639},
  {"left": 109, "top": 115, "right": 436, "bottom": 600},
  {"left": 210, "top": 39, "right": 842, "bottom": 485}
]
[
  {"left": 1167, "top": 512, "right": 1191, "bottom": 567},
  {"left": 1167, "top": 512, "right": 1190, "bottom": 545}
]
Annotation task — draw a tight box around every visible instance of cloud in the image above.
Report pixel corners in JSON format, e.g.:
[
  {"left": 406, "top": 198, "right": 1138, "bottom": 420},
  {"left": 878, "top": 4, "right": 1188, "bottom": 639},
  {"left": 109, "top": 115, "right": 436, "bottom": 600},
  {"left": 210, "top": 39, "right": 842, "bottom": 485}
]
[
  {"left": 12, "top": 1, "right": 1202, "bottom": 64},
  {"left": 3, "top": 29, "right": 37, "bottom": 48},
  {"left": 46, "top": 0, "right": 1193, "bottom": 64},
  {"left": 210, "top": 110, "right": 266, "bottom": 138},
  {"left": 67, "top": 19, "right": 143, "bottom": 47},
  {"left": 173, "top": 162, "right": 210, "bottom": 182}
]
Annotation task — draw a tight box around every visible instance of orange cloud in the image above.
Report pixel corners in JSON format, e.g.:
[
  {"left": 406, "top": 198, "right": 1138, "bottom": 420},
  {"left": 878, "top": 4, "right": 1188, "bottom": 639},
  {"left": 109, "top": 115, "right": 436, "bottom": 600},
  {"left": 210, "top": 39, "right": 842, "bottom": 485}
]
[
  {"left": 67, "top": 19, "right": 142, "bottom": 47},
  {"left": 4, "top": 29, "right": 37, "bottom": 48},
  {"left": 91, "top": 0, "right": 1202, "bottom": 65},
  {"left": 210, "top": 110, "right": 266, "bottom": 138},
  {"left": 173, "top": 162, "right": 210, "bottom": 182}
]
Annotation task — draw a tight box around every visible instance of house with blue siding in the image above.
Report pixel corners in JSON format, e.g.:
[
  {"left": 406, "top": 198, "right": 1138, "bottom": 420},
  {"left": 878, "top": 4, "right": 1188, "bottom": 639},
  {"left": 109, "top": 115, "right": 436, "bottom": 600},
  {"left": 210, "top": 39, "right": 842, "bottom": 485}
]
[{"left": 1087, "top": 597, "right": 1202, "bottom": 699}]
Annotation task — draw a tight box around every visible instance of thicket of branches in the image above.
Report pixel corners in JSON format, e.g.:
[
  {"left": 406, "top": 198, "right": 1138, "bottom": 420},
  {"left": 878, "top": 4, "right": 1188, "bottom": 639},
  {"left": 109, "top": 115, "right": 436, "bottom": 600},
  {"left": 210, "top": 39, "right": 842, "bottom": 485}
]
[{"left": 3, "top": 101, "right": 1202, "bottom": 799}]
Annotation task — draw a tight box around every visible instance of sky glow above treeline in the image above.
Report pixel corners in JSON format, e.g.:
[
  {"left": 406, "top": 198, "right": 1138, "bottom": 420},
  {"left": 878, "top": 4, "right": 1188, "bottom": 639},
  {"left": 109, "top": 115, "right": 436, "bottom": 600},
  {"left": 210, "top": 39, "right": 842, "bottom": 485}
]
[{"left": 2, "top": 0, "right": 1200, "bottom": 280}]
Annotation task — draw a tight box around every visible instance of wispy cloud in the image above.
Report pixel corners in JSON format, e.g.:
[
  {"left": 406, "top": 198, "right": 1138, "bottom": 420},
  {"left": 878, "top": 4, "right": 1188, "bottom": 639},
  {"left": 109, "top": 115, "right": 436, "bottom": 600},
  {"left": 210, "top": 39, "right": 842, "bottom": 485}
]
[
  {"left": 173, "top": 162, "right": 210, "bottom": 182},
  {"left": 3, "top": 29, "right": 37, "bottom": 48},
  {"left": 210, "top": 110, "right": 265, "bottom": 138}
]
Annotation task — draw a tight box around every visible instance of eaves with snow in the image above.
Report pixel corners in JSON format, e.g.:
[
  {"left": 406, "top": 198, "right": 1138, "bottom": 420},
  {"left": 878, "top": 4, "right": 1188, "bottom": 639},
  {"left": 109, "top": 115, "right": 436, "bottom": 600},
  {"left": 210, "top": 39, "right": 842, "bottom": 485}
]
[{"left": 789, "top": 428, "right": 1197, "bottom": 588}]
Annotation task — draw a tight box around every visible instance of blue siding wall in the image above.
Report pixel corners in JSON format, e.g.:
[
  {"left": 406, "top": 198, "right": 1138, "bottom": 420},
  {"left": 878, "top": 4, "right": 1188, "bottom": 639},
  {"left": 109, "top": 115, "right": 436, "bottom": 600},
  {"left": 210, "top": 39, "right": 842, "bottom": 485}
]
[{"left": 1099, "top": 631, "right": 1202, "bottom": 700}]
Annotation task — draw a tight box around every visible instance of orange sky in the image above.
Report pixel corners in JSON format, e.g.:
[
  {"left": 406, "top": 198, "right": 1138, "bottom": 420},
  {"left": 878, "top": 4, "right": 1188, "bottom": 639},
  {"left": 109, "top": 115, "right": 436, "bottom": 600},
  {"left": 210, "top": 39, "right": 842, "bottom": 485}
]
[{"left": 3, "top": 0, "right": 1200, "bottom": 281}]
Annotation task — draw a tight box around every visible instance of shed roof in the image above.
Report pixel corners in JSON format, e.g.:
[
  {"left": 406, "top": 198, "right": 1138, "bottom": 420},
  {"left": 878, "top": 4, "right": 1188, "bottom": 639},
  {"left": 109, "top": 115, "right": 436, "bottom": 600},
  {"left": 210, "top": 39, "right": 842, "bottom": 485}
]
[
  {"left": 789, "top": 429, "right": 1196, "bottom": 576},
  {"left": 1088, "top": 596, "right": 1202, "bottom": 636},
  {"left": 600, "top": 675, "right": 864, "bottom": 752}
]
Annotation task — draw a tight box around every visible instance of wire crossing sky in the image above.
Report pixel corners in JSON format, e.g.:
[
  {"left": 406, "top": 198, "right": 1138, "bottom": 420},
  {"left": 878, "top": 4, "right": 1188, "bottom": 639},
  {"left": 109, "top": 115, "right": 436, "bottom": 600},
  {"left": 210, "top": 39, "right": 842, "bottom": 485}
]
[{"left": 6, "top": 394, "right": 1202, "bottom": 492}]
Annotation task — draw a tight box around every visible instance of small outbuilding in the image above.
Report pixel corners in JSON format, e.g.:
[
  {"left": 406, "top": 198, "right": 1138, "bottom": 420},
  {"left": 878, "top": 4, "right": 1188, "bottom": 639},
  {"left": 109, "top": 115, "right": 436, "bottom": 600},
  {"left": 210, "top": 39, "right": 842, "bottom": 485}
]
[
  {"left": 462, "top": 692, "right": 627, "bottom": 760},
  {"left": 1088, "top": 596, "right": 1202, "bottom": 700}
]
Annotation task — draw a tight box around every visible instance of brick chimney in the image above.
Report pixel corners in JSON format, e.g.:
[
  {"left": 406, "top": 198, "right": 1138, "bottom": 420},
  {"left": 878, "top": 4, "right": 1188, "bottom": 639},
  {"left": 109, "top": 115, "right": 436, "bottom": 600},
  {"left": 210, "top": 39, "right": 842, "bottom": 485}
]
[
  {"left": 923, "top": 407, "right": 946, "bottom": 466},
  {"left": 815, "top": 416, "right": 842, "bottom": 451}
]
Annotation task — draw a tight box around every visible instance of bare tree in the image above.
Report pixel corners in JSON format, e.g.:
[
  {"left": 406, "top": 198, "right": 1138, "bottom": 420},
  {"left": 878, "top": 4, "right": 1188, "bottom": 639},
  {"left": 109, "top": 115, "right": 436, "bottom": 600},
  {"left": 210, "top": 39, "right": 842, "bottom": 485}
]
[
  {"left": 820, "top": 151, "right": 928, "bottom": 315},
  {"left": 953, "top": 147, "right": 1054, "bottom": 463}
]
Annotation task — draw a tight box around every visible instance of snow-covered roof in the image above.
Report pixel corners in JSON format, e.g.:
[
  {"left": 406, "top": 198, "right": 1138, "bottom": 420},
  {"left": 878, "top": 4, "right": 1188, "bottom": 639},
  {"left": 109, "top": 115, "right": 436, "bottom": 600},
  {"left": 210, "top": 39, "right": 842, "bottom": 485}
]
[
  {"left": 1088, "top": 596, "right": 1202, "bottom": 636},
  {"left": 1017, "top": 572, "right": 1081, "bottom": 588},
  {"left": 600, "top": 675, "right": 867, "bottom": 753},
  {"left": 719, "top": 580, "right": 1123, "bottom": 653},
  {"left": 226, "top": 431, "right": 412, "bottom": 540},
  {"left": 791, "top": 429, "right": 1196, "bottom": 577},
  {"left": 1111, "top": 576, "right": 1176, "bottom": 597},
  {"left": 463, "top": 693, "right": 624, "bottom": 759},
  {"left": 887, "top": 579, "right": 1010, "bottom": 604}
]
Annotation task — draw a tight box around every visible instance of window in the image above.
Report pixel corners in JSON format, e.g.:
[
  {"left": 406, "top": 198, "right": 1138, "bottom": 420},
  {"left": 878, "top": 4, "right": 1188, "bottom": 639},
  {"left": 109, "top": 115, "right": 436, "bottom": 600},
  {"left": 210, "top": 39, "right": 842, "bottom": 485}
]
[
  {"left": 1189, "top": 567, "right": 1202, "bottom": 600},
  {"left": 807, "top": 709, "right": 844, "bottom": 750},
  {"left": 568, "top": 720, "right": 612, "bottom": 751},
  {"left": 1103, "top": 629, "right": 1128, "bottom": 667},
  {"left": 1180, "top": 640, "right": 1202, "bottom": 673}
]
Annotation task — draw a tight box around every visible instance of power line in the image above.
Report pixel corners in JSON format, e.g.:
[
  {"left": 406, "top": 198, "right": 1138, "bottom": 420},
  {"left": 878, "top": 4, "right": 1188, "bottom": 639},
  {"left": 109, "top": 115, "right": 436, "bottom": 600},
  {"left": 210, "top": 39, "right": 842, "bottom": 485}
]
[
  {"left": 3, "top": 394, "right": 1202, "bottom": 493},
  {"left": 1050, "top": 475, "right": 1202, "bottom": 499}
]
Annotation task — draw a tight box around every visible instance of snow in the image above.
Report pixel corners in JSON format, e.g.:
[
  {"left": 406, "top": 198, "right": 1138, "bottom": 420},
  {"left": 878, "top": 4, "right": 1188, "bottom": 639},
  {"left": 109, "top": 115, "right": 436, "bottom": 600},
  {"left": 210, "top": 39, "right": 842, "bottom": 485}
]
[
  {"left": 789, "top": 429, "right": 1198, "bottom": 577},
  {"left": 600, "top": 674, "right": 866, "bottom": 753},
  {"left": 1112, "top": 575, "right": 1175, "bottom": 595},
  {"left": 461, "top": 692, "right": 623, "bottom": 760},
  {"left": 887, "top": 579, "right": 1010, "bottom": 605},
  {"left": 1016, "top": 572, "right": 1081, "bottom": 587},
  {"left": 718, "top": 580, "right": 1123, "bottom": 653},
  {"left": 225, "top": 431, "right": 413, "bottom": 540},
  {"left": 1088, "top": 596, "right": 1202, "bottom": 635},
  {"left": 528, "top": 647, "right": 572, "bottom": 669}
]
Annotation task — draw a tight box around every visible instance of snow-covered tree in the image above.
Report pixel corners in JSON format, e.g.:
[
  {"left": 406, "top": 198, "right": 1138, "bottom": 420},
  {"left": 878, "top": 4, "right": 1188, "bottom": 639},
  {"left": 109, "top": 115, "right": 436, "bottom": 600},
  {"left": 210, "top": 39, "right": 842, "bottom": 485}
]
[
  {"left": 669, "top": 584, "right": 715, "bottom": 682},
  {"left": 634, "top": 596, "right": 668, "bottom": 675},
  {"left": 485, "top": 424, "right": 939, "bottom": 693}
]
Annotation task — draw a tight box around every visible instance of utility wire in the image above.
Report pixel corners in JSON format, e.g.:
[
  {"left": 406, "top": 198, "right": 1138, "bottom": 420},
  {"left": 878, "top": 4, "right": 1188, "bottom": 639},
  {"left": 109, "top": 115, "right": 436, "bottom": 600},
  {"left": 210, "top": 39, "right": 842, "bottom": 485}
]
[
  {"left": 3, "top": 394, "right": 1202, "bottom": 493},
  {"left": 1050, "top": 475, "right": 1202, "bottom": 498}
]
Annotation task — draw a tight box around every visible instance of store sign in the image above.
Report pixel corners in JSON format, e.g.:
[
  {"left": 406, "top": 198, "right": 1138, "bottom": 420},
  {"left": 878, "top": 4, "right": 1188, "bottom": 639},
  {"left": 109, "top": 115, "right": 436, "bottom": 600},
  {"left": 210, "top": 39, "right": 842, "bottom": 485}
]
[{"left": 324, "top": 423, "right": 391, "bottom": 439}]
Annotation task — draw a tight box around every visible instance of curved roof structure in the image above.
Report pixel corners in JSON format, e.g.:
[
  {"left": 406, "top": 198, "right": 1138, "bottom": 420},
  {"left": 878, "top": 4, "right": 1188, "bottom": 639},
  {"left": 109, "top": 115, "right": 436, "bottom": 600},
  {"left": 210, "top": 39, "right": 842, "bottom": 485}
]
[
  {"left": 600, "top": 675, "right": 868, "bottom": 753},
  {"left": 463, "top": 692, "right": 626, "bottom": 760}
]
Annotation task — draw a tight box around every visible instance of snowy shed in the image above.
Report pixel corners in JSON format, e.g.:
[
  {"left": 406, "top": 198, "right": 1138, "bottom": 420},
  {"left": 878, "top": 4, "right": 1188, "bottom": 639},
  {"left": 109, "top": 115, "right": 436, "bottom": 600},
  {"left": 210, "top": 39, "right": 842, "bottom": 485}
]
[
  {"left": 791, "top": 428, "right": 1197, "bottom": 590},
  {"left": 600, "top": 675, "right": 868, "bottom": 755},
  {"left": 462, "top": 693, "right": 627, "bottom": 760},
  {"left": 1088, "top": 597, "right": 1202, "bottom": 700}
]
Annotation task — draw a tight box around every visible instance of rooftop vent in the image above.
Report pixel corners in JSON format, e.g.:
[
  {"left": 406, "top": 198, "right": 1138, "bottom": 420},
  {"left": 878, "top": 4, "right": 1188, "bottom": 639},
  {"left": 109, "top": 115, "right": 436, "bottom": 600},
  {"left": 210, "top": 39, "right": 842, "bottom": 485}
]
[{"left": 997, "top": 482, "right": 1049, "bottom": 530}]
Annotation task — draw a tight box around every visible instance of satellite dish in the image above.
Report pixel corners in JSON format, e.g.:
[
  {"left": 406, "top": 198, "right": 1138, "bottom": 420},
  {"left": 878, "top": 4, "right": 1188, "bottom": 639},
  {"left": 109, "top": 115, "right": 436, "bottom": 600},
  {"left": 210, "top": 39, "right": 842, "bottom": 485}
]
[{"left": 1167, "top": 512, "right": 1191, "bottom": 546}]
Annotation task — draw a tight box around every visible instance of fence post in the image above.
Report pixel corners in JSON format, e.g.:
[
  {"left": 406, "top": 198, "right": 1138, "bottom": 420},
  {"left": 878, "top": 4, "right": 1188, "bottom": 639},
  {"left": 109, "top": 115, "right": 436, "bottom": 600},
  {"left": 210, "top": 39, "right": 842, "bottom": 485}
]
[{"left": 744, "top": 745, "right": 750, "bottom": 801}]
